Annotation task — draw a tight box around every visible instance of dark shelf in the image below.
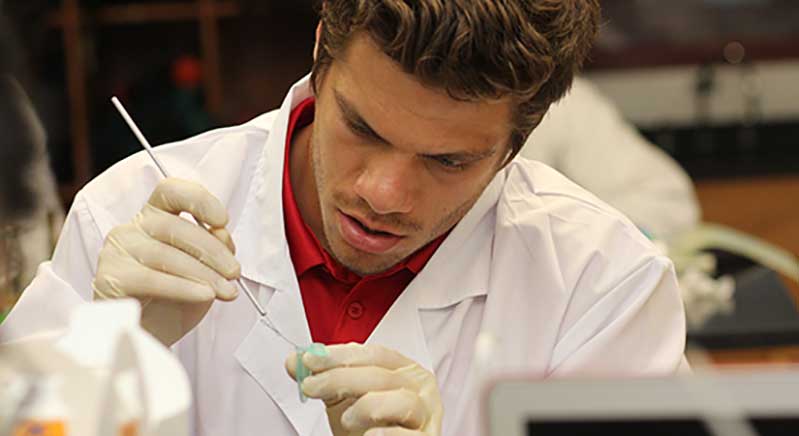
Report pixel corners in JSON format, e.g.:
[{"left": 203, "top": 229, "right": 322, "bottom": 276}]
[
  {"left": 641, "top": 121, "right": 799, "bottom": 180},
  {"left": 47, "top": 1, "right": 240, "bottom": 27}
]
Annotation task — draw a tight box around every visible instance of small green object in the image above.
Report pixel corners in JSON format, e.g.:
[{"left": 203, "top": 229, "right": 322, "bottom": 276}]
[{"left": 295, "top": 342, "right": 328, "bottom": 402}]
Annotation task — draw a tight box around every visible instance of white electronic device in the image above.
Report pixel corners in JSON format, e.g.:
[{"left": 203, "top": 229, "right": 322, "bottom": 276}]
[{"left": 485, "top": 368, "right": 799, "bottom": 436}]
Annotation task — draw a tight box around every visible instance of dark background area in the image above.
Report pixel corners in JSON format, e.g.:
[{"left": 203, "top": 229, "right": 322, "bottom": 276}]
[{"left": 2, "top": 0, "right": 798, "bottom": 193}]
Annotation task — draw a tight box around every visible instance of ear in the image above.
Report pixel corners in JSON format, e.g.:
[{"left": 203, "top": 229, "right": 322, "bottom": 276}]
[{"left": 313, "top": 20, "right": 322, "bottom": 61}]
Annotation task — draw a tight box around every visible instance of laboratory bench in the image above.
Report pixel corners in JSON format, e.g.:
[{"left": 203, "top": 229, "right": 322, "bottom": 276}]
[{"left": 693, "top": 174, "right": 799, "bottom": 365}]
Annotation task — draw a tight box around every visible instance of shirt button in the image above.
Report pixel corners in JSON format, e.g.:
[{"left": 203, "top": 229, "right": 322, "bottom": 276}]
[{"left": 347, "top": 302, "right": 364, "bottom": 320}]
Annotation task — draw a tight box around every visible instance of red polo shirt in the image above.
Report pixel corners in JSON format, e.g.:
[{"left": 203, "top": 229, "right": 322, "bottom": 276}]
[{"left": 282, "top": 98, "right": 445, "bottom": 345}]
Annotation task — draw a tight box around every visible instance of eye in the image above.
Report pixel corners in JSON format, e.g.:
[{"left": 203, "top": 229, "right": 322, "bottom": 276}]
[
  {"left": 430, "top": 156, "right": 468, "bottom": 171},
  {"left": 346, "top": 119, "right": 378, "bottom": 140}
]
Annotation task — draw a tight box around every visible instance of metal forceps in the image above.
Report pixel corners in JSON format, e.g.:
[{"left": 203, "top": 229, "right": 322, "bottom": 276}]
[{"left": 111, "top": 97, "right": 327, "bottom": 402}]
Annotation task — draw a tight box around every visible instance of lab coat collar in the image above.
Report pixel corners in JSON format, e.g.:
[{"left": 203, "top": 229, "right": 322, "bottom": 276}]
[
  {"left": 411, "top": 170, "right": 505, "bottom": 309},
  {"left": 232, "top": 75, "right": 314, "bottom": 293},
  {"left": 367, "top": 168, "right": 506, "bottom": 370},
  {"left": 235, "top": 311, "right": 329, "bottom": 436},
  {"left": 234, "top": 77, "right": 330, "bottom": 436}
]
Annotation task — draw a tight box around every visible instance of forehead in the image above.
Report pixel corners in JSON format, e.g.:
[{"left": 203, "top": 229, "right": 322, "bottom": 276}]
[{"left": 326, "top": 35, "right": 513, "bottom": 156}]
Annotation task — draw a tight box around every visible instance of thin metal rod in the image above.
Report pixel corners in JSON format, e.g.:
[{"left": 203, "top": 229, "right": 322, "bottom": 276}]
[
  {"left": 111, "top": 97, "right": 171, "bottom": 178},
  {"left": 110, "top": 96, "right": 270, "bottom": 321}
]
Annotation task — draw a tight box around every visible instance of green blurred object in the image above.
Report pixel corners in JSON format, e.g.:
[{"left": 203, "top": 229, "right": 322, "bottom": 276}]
[
  {"left": 295, "top": 342, "right": 329, "bottom": 403},
  {"left": 669, "top": 223, "right": 799, "bottom": 284}
]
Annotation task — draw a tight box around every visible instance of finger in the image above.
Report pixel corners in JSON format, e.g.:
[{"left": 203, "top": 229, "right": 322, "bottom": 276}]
[
  {"left": 148, "top": 178, "right": 229, "bottom": 228},
  {"left": 210, "top": 226, "right": 236, "bottom": 254},
  {"left": 364, "top": 427, "right": 423, "bottom": 436},
  {"left": 303, "top": 343, "right": 415, "bottom": 373},
  {"left": 285, "top": 351, "right": 300, "bottom": 379},
  {"left": 136, "top": 205, "right": 240, "bottom": 279},
  {"left": 301, "top": 366, "right": 411, "bottom": 403},
  {"left": 93, "top": 251, "right": 216, "bottom": 303},
  {"left": 147, "top": 179, "right": 236, "bottom": 256},
  {"left": 341, "top": 389, "right": 426, "bottom": 431},
  {"left": 284, "top": 343, "right": 330, "bottom": 379},
  {"left": 107, "top": 225, "right": 238, "bottom": 300}
]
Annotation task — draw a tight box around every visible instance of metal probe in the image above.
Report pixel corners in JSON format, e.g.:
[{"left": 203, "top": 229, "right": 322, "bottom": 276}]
[{"left": 110, "top": 96, "right": 299, "bottom": 348}]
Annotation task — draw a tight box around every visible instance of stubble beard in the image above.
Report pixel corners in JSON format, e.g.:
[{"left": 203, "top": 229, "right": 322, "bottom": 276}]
[{"left": 310, "top": 132, "right": 491, "bottom": 276}]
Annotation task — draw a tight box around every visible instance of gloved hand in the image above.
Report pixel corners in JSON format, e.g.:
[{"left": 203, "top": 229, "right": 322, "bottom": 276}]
[
  {"left": 92, "top": 178, "right": 240, "bottom": 346},
  {"left": 286, "top": 343, "right": 443, "bottom": 436}
]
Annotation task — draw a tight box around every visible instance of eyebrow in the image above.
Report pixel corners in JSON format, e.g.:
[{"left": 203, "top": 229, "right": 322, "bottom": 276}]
[
  {"left": 333, "top": 89, "right": 499, "bottom": 163},
  {"left": 335, "top": 90, "right": 389, "bottom": 145}
]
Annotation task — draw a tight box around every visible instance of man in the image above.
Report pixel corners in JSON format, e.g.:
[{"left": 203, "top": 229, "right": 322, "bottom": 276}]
[{"left": 2, "top": 2, "right": 686, "bottom": 436}]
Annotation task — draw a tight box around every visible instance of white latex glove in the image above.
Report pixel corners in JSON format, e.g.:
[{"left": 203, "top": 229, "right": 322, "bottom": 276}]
[
  {"left": 286, "top": 343, "right": 443, "bottom": 436},
  {"left": 92, "top": 178, "right": 241, "bottom": 346}
]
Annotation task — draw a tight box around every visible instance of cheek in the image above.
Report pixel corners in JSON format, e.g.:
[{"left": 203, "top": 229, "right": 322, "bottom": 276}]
[
  {"left": 315, "top": 125, "right": 364, "bottom": 190},
  {"left": 423, "top": 168, "right": 496, "bottom": 226}
]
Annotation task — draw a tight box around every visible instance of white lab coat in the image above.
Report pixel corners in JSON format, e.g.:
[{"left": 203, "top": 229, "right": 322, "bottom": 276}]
[
  {"left": 1, "top": 76, "right": 686, "bottom": 436},
  {"left": 523, "top": 77, "right": 701, "bottom": 240}
]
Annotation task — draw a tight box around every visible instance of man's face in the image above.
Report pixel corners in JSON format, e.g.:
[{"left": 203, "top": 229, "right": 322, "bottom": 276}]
[{"left": 299, "top": 35, "right": 513, "bottom": 276}]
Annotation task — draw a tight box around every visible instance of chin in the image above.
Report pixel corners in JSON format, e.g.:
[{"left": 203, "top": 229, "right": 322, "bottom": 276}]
[
  {"left": 331, "top": 242, "right": 404, "bottom": 276},
  {"left": 338, "top": 249, "right": 392, "bottom": 275}
]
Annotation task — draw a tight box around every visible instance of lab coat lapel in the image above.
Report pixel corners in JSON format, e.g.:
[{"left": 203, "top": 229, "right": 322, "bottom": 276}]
[
  {"left": 233, "top": 76, "right": 329, "bottom": 436},
  {"left": 232, "top": 75, "right": 314, "bottom": 294},
  {"left": 367, "top": 173, "right": 505, "bottom": 370},
  {"left": 235, "top": 296, "right": 328, "bottom": 436},
  {"left": 367, "top": 283, "right": 434, "bottom": 370}
]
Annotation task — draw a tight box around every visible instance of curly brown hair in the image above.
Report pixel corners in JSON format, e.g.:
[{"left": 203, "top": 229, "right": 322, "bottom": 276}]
[{"left": 312, "top": 0, "right": 601, "bottom": 163}]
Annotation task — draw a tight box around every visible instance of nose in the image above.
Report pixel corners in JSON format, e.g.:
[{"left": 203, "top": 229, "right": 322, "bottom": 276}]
[{"left": 353, "top": 153, "right": 415, "bottom": 215}]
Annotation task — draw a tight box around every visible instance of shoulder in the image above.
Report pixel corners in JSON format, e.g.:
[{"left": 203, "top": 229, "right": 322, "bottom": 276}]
[
  {"left": 484, "top": 160, "right": 682, "bottom": 373},
  {"left": 74, "top": 109, "right": 280, "bottom": 231},
  {"left": 499, "top": 157, "right": 638, "bottom": 230},
  {"left": 495, "top": 158, "right": 669, "bottom": 288}
]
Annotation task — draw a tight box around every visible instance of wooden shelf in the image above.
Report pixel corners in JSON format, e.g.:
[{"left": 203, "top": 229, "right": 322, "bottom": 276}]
[
  {"left": 46, "top": 0, "right": 236, "bottom": 200},
  {"left": 709, "top": 345, "right": 799, "bottom": 365},
  {"left": 48, "top": 1, "right": 239, "bottom": 27},
  {"left": 695, "top": 175, "right": 799, "bottom": 305},
  {"left": 588, "top": 38, "right": 799, "bottom": 71}
]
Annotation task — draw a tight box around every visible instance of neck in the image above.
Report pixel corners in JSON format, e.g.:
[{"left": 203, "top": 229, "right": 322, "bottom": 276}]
[{"left": 289, "top": 123, "right": 324, "bottom": 242}]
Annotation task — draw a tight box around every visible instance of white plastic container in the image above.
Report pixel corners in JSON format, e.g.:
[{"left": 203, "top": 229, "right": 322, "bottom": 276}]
[
  {"left": 113, "top": 371, "right": 141, "bottom": 436},
  {"left": 12, "top": 376, "right": 68, "bottom": 436}
]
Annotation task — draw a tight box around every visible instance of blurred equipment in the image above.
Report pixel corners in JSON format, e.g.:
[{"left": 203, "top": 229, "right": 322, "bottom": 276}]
[
  {"left": 485, "top": 369, "right": 799, "bottom": 436},
  {"left": 0, "top": 299, "right": 191, "bottom": 436},
  {"left": 688, "top": 265, "right": 799, "bottom": 350},
  {"left": 667, "top": 223, "right": 799, "bottom": 350},
  {"left": 670, "top": 224, "right": 799, "bottom": 285}
]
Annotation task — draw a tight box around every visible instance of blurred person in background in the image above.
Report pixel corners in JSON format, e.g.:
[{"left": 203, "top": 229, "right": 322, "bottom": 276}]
[
  {"left": 0, "top": 12, "right": 64, "bottom": 318},
  {"left": 522, "top": 77, "right": 701, "bottom": 241}
]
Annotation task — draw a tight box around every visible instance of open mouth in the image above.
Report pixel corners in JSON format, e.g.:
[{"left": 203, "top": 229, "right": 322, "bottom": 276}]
[
  {"left": 337, "top": 210, "right": 404, "bottom": 254},
  {"left": 350, "top": 215, "right": 396, "bottom": 237}
]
